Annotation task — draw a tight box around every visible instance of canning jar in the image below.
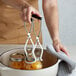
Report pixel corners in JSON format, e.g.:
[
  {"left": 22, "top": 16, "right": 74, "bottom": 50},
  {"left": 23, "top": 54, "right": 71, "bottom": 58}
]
[
  {"left": 9, "top": 52, "right": 43, "bottom": 70},
  {"left": 9, "top": 53, "right": 25, "bottom": 69}
]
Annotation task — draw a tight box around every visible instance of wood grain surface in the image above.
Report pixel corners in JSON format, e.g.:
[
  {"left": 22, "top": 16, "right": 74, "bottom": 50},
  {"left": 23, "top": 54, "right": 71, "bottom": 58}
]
[{"left": 0, "top": 0, "right": 42, "bottom": 44}]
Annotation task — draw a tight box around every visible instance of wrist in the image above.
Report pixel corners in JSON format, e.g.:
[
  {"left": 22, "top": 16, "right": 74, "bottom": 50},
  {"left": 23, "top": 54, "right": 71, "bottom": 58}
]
[
  {"left": 21, "top": 2, "right": 30, "bottom": 11},
  {"left": 52, "top": 37, "right": 61, "bottom": 47},
  {"left": 52, "top": 36, "right": 60, "bottom": 43},
  {"left": 50, "top": 31, "right": 60, "bottom": 43}
]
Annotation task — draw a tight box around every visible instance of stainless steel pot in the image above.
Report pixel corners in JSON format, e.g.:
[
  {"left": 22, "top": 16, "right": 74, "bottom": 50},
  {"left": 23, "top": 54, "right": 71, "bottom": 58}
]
[{"left": 0, "top": 47, "right": 60, "bottom": 76}]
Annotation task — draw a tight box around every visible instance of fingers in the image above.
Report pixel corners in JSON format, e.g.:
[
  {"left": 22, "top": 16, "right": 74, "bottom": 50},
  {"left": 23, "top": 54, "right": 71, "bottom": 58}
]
[
  {"left": 27, "top": 7, "right": 32, "bottom": 24},
  {"left": 21, "top": 7, "right": 32, "bottom": 23},
  {"left": 53, "top": 43, "right": 60, "bottom": 52},
  {"left": 53, "top": 40, "right": 69, "bottom": 56},
  {"left": 21, "top": 8, "right": 27, "bottom": 22},
  {"left": 54, "top": 44, "right": 69, "bottom": 56},
  {"left": 60, "top": 46, "right": 69, "bottom": 56},
  {"left": 53, "top": 40, "right": 60, "bottom": 52},
  {"left": 21, "top": 6, "right": 41, "bottom": 24}
]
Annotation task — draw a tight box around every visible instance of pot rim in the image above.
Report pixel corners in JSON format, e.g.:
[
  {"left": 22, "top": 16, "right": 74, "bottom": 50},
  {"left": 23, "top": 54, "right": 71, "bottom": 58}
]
[{"left": 0, "top": 47, "right": 60, "bottom": 71}]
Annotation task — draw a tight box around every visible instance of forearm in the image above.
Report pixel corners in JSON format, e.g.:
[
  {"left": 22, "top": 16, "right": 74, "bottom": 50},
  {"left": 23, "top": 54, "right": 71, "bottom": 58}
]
[
  {"left": 42, "top": 0, "right": 59, "bottom": 42},
  {"left": 2, "top": 0, "right": 30, "bottom": 10}
]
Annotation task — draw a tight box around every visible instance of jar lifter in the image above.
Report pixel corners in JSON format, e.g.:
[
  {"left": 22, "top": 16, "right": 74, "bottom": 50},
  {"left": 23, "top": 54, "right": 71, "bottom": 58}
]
[{"left": 24, "top": 14, "right": 43, "bottom": 64}]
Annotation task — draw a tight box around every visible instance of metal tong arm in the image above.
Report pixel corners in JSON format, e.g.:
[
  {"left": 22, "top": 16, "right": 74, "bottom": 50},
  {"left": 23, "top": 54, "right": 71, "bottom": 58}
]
[{"left": 24, "top": 14, "right": 43, "bottom": 64}]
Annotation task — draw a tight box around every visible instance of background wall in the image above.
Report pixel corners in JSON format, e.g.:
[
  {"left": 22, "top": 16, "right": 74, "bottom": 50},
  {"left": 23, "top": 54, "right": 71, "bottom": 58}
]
[{"left": 38, "top": 0, "right": 76, "bottom": 46}]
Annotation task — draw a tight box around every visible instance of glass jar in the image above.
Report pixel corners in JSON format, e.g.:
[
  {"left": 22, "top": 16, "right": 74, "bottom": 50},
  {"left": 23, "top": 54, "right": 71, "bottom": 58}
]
[
  {"left": 9, "top": 53, "right": 26, "bottom": 70},
  {"left": 9, "top": 52, "right": 43, "bottom": 70},
  {"left": 25, "top": 61, "right": 43, "bottom": 70}
]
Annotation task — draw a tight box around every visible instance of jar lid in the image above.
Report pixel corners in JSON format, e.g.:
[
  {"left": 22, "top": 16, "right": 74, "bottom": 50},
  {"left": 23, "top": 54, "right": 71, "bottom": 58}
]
[
  {"left": 9, "top": 53, "right": 25, "bottom": 62},
  {"left": 26, "top": 56, "right": 35, "bottom": 62}
]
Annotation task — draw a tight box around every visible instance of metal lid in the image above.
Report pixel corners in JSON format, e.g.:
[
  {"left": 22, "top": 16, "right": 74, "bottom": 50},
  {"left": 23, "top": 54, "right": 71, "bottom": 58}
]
[
  {"left": 9, "top": 53, "right": 24, "bottom": 62},
  {"left": 26, "top": 56, "right": 35, "bottom": 62}
]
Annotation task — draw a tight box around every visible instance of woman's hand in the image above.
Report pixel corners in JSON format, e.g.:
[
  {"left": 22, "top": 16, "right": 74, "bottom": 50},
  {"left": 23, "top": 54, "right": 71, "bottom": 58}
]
[
  {"left": 21, "top": 6, "right": 41, "bottom": 24},
  {"left": 53, "top": 39, "right": 69, "bottom": 56}
]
